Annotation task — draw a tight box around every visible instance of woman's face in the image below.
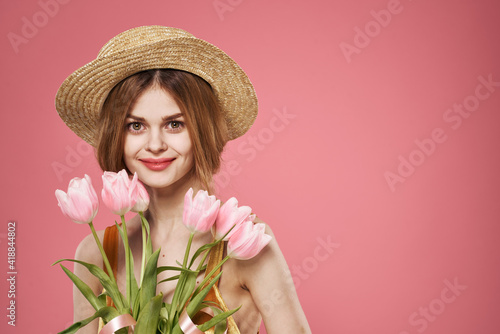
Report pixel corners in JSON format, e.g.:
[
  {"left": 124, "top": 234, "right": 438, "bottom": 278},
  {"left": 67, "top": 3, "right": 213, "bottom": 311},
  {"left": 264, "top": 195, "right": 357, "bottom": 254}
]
[{"left": 123, "top": 87, "right": 194, "bottom": 189}]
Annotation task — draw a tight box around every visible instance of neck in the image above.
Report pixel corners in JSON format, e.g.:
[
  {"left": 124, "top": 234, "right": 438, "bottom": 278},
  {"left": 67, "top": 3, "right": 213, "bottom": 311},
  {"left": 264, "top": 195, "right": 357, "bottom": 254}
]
[{"left": 144, "top": 173, "right": 204, "bottom": 235}]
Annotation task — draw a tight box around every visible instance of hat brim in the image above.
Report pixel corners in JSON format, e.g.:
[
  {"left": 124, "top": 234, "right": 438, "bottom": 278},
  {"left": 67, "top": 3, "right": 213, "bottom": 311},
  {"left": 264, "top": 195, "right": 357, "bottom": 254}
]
[{"left": 55, "top": 36, "right": 258, "bottom": 145}]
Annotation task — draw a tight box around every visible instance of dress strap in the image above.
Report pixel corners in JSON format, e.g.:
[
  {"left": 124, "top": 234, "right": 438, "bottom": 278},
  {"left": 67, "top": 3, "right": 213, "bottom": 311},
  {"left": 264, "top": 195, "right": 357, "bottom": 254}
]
[
  {"left": 103, "top": 224, "right": 119, "bottom": 308},
  {"left": 103, "top": 224, "right": 119, "bottom": 279},
  {"left": 204, "top": 241, "right": 225, "bottom": 285},
  {"left": 199, "top": 241, "right": 241, "bottom": 334}
]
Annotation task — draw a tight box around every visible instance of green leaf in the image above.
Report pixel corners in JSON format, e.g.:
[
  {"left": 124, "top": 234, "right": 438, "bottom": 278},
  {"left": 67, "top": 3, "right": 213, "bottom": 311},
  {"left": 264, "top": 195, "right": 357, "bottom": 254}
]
[
  {"left": 129, "top": 254, "right": 139, "bottom": 310},
  {"left": 157, "top": 266, "right": 198, "bottom": 274},
  {"left": 54, "top": 258, "right": 127, "bottom": 313},
  {"left": 60, "top": 265, "right": 105, "bottom": 311},
  {"left": 139, "top": 212, "right": 153, "bottom": 261},
  {"left": 211, "top": 307, "right": 228, "bottom": 334},
  {"left": 139, "top": 212, "right": 153, "bottom": 288},
  {"left": 157, "top": 274, "right": 180, "bottom": 284},
  {"left": 170, "top": 291, "right": 232, "bottom": 334},
  {"left": 188, "top": 242, "right": 215, "bottom": 268},
  {"left": 134, "top": 293, "right": 163, "bottom": 334},
  {"left": 158, "top": 305, "right": 169, "bottom": 333},
  {"left": 187, "top": 271, "right": 222, "bottom": 315},
  {"left": 140, "top": 248, "right": 161, "bottom": 311},
  {"left": 132, "top": 288, "right": 141, "bottom": 319},
  {"left": 97, "top": 293, "right": 107, "bottom": 306},
  {"left": 192, "top": 256, "right": 229, "bottom": 298},
  {"left": 196, "top": 306, "right": 241, "bottom": 332},
  {"left": 160, "top": 304, "right": 169, "bottom": 319},
  {"left": 58, "top": 306, "right": 121, "bottom": 334},
  {"left": 168, "top": 273, "right": 187, "bottom": 328},
  {"left": 188, "top": 225, "right": 235, "bottom": 269},
  {"left": 178, "top": 272, "right": 197, "bottom": 312},
  {"left": 188, "top": 237, "right": 223, "bottom": 268},
  {"left": 202, "top": 306, "right": 230, "bottom": 334},
  {"left": 170, "top": 272, "right": 225, "bottom": 334}
]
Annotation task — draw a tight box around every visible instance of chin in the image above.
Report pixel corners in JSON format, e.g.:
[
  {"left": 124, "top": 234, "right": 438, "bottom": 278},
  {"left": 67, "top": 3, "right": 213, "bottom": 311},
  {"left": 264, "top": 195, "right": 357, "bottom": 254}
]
[
  {"left": 138, "top": 170, "right": 194, "bottom": 190},
  {"left": 137, "top": 174, "right": 177, "bottom": 189}
]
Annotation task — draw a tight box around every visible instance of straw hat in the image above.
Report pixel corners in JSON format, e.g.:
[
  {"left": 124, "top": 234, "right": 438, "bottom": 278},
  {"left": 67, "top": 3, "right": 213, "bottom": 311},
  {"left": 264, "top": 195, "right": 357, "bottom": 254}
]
[{"left": 55, "top": 26, "right": 258, "bottom": 145}]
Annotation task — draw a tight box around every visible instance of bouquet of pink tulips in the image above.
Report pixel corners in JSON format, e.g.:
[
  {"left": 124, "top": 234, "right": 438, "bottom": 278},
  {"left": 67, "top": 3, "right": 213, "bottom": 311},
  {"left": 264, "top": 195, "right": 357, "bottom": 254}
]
[{"left": 54, "top": 170, "right": 271, "bottom": 334}]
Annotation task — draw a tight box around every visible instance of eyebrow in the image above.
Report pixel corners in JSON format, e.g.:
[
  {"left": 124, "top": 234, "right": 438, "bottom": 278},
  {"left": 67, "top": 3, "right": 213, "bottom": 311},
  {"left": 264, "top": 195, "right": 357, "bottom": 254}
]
[{"left": 125, "top": 113, "right": 184, "bottom": 122}]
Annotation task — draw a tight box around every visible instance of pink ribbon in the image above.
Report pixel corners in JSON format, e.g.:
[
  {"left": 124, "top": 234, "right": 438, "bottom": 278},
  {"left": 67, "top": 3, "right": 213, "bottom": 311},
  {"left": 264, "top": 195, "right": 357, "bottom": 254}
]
[
  {"left": 179, "top": 309, "right": 228, "bottom": 334},
  {"left": 179, "top": 310, "right": 205, "bottom": 334},
  {"left": 100, "top": 314, "right": 136, "bottom": 334}
]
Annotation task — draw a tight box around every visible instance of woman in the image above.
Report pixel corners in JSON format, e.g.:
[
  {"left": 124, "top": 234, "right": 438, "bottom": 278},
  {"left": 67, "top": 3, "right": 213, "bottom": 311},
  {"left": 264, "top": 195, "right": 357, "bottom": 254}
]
[{"left": 55, "top": 26, "right": 310, "bottom": 334}]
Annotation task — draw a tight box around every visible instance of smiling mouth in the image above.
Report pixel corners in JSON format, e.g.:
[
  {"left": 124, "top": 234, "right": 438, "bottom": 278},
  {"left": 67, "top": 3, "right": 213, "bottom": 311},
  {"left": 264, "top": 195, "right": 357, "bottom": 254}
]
[{"left": 139, "top": 158, "right": 175, "bottom": 171}]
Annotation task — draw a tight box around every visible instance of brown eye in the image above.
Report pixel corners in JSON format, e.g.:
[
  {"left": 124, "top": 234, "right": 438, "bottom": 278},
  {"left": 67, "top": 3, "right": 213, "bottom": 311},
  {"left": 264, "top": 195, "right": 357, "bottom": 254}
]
[
  {"left": 165, "top": 120, "right": 184, "bottom": 132},
  {"left": 128, "top": 122, "right": 143, "bottom": 132}
]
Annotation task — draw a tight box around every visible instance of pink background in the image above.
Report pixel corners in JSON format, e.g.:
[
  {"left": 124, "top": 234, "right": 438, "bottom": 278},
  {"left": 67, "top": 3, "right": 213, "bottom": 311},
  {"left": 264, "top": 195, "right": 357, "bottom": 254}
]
[{"left": 1, "top": 0, "right": 500, "bottom": 333}]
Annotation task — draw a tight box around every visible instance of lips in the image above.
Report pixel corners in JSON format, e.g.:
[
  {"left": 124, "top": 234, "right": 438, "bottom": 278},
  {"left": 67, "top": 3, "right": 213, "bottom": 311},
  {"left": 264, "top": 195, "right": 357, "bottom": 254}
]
[{"left": 139, "top": 158, "right": 175, "bottom": 171}]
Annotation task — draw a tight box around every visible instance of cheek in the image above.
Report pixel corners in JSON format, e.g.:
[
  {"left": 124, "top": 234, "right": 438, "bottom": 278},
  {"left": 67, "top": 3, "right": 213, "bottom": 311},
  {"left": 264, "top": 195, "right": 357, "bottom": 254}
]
[
  {"left": 173, "top": 136, "right": 194, "bottom": 169},
  {"left": 170, "top": 133, "right": 193, "bottom": 157},
  {"left": 123, "top": 136, "right": 140, "bottom": 164},
  {"left": 181, "top": 141, "right": 193, "bottom": 157}
]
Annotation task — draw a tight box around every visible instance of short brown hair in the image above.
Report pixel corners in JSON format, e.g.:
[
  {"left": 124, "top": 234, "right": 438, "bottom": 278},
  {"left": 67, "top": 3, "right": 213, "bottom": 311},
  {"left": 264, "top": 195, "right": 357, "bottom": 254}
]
[{"left": 96, "top": 69, "right": 228, "bottom": 192}]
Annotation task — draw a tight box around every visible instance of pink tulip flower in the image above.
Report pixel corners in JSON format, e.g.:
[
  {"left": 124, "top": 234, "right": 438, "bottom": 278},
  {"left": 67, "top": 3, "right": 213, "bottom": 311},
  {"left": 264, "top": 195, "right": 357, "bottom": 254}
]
[
  {"left": 101, "top": 170, "right": 139, "bottom": 215},
  {"left": 131, "top": 181, "right": 149, "bottom": 213},
  {"left": 227, "top": 220, "right": 272, "bottom": 260},
  {"left": 215, "top": 197, "right": 252, "bottom": 240},
  {"left": 55, "top": 174, "right": 99, "bottom": 224},
  {"left": 183, "top": 188, "right": 220, "bottom": 233}
]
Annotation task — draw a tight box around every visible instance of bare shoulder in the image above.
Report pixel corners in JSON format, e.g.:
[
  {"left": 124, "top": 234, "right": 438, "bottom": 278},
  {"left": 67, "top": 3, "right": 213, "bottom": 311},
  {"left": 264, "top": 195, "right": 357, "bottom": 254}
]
[
  {"left": 237, "top": 216, "right": 312, "bottom": 333},
  {"left": 236, "top": 216, "right": 287, "bottom": 282},
  {"left": 254, "top": 216, "right": 279, "bottom": 245}
]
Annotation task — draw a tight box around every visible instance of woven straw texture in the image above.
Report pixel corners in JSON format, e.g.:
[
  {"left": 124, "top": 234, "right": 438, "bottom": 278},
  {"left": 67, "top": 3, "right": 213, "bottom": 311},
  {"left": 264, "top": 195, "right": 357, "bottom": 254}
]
[{"left": 55, "top": 26, "right": 258, "bottom": 145}]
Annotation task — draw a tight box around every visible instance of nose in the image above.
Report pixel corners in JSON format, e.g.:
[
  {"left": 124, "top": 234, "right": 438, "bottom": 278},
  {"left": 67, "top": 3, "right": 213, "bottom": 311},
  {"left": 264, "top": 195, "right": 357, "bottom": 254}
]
[{"left": 145, "top": 129, "right": 168, "bottom": 153}]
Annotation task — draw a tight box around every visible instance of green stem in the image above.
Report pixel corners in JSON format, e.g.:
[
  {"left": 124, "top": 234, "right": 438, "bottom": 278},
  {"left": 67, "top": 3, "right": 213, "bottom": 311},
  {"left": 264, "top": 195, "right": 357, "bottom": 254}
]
[
  {"left": 139, "top": 212, "right": 147, "bottom": 286},
  {"left": 167, "top": 232, "right": 194, "bottom": 331},
  {"left": 193, "top": 255, "right": 230, "bottom": 297},
  {"left": 121, "top": 215, "right": 132, "bottom": 307},
  {"left": 167, "top": 274, "right": 186, "bottom": 331},
  {"left": 196, "top": 249, "right": 210, "bottom": 272},
  {"left": 183, "top": 232, "right": 195, "bottom": 268},
  {"left": 88, "top": 221, "right": 116, "bottom": 284}
]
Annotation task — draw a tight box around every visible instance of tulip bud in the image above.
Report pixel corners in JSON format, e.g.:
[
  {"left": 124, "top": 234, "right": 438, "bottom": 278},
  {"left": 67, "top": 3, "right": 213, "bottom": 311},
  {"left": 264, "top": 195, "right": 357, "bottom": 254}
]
[
  {"left": 55, "top": 174, "right": 99, "bottom": 224},
  {"left": 183, "top": 188, "right": 220, "bottom": 234},
  {"left": 101, "top": 170, "right": 139, "bottom": 215},
  {"left": 215, "top": 197, "right": 252, "bottom": 240},
  {"left": 131, "top": 181, "right": 149, "bottom": 213},
  {"left": 227, "top": 221, "right": 272, "bottom": 260}
]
